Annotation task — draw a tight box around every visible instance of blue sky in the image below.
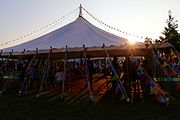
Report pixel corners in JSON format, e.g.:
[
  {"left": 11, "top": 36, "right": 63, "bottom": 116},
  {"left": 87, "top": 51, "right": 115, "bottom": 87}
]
[{"left": 0, "top": 0, "right": 180, "bottom": 48}]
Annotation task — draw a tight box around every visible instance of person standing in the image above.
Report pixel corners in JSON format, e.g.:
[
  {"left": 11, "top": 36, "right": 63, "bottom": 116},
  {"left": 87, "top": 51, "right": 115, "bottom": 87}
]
[
  {"left": 54, "top": 65, "right": 64, "bottom": 92},
  {"left": 87, "top": 56, "right": 94, "bottom": 91},
  {"left": 17, "top": 60, "right": 26, "bottom": 96}
]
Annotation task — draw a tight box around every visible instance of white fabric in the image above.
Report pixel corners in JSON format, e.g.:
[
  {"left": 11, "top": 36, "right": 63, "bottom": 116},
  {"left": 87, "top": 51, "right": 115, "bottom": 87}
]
[{"left": 3, "top": 17, "right": 128, "bottom": 52}]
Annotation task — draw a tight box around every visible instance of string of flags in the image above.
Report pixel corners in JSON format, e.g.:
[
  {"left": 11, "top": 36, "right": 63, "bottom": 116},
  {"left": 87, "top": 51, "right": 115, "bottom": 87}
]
[
  {"left": 153, "top": 47, "right": 180, "bottom": 81},
  {"left": 1, "top": 8, "right": 79, "bottom": 47},
  {"left": 82, "top": 7, "right": 146, "bottom": 40}
]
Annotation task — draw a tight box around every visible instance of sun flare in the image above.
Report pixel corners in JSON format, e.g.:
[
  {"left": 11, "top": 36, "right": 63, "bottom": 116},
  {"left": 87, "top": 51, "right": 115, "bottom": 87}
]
[{"left": 128, "top": 39, "right": 136, "bottom": 44}]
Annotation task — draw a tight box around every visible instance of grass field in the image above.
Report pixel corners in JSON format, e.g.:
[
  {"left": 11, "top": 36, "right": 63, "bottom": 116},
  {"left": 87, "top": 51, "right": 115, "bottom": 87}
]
[
  {"left": 1, "top": 75, "right": 180, "bottom": 120},
  {"left": 0, "top": 88, "right": 180, "bottom": 120}
]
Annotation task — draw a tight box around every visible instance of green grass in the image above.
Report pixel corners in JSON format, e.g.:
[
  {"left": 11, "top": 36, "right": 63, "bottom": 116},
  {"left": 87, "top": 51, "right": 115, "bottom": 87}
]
[{"left": 1, "top": 90, "right": 180, "bottom": 120}]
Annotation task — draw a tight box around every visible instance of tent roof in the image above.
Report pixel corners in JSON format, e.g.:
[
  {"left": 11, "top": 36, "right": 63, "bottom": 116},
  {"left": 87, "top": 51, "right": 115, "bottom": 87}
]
[
  {"left": 3, "top": 17, "right": 128, "bottom": 52},
  {"left": 1, "top": 16, "right": 173, "bottom": 58}
]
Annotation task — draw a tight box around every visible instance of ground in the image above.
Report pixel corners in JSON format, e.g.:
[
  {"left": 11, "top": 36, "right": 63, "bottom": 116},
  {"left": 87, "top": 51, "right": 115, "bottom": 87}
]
[
  {"left": 0, "top": 88, "right": 180, "bottom": 120},
  {"left": 0, "top": 75, "right": 180, "bottom": 120}
]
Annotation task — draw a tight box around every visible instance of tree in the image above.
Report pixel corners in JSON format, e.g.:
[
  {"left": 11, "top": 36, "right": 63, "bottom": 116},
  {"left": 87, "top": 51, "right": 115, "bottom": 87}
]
[{"left": 160, "top": 10, "right": 180, "bottom": 52}]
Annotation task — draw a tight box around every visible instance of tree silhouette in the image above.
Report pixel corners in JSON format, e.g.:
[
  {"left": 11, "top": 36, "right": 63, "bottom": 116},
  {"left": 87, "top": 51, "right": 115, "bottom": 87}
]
[{"left": 160, "top": 10, "right": 180, "bottom": 52}]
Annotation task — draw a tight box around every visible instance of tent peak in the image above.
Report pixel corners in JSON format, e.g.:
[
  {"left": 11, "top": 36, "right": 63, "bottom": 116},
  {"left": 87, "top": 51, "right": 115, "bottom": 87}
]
[{"left": 79, "top": 4, "right": 83, "bottom": 17}]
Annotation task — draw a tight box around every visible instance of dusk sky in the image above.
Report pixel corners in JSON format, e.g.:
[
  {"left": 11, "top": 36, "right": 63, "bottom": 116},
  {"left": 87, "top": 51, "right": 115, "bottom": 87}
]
[{"left": 0, "top": 0, "right": 180, "bottom": 48}]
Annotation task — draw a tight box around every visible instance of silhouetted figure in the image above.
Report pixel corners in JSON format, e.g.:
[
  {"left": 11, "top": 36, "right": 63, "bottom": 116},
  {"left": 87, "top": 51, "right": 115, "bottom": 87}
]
[
  {"left": 17, "top": 60, "right": 26, "bottom": 96},
  {"left": 54, "top": 65, "right": 64, "bottom": 92},
  {"left": 87, "top": 56, "right": 94, "bottom": 90},
  {"left": 28, "top": 64, "right": 36, "bottom": 89}
]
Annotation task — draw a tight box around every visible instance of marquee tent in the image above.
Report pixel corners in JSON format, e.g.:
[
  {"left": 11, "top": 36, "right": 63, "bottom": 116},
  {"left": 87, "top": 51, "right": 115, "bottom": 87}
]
[
  {"left": 3, "top": 16, "right": 128, "bottom": 52},
  {"left": 1, "top": 6, "right": 171, "bottom": 58}
]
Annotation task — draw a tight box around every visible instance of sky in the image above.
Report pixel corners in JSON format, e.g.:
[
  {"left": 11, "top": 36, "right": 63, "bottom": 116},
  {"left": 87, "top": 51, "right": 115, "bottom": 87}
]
[{"left": 0, "top": 0, "right": 180, "bottom": 49}]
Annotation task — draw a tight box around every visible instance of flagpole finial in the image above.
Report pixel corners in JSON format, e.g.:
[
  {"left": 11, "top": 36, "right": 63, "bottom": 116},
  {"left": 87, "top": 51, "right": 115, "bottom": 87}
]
[{"left": 79, "top": 4, "right": 83, "bottom": 17}]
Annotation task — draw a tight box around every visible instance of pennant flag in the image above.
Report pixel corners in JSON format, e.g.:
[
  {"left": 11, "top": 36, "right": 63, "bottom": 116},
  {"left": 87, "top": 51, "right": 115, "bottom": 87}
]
[
  {"left": 159, "top": 96, "right": 166, "bottom": 103},
  {"left": 170, "top": 49, "right": 176, "bottom": 59},
  {"left": 112, "top": 75, "right": 118, "bottom": 82},
  {"left": 162, "top": 61, "right": 168, "bottom": 67},
  {"left": 157, "top": 90, "right": 163, "bottom": 97},
  {"left": 149, "top": 81, "right": 155, "bottom": 87},
  {"left": 150, "top": 88, "right": 158, "bottom": 95}
]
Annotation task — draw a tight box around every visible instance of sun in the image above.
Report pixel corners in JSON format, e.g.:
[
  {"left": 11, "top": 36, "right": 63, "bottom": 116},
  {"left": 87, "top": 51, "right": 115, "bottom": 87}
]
[
  {"left": 127, "top": 35, "right": 141, "bottom": 45},
  {"left": 128, "top": 39, "right": 136, "bottom": 44}
]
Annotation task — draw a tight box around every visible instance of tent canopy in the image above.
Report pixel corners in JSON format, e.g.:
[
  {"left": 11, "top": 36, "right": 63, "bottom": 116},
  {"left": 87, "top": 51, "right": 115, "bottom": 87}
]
[
  {"left": 1, "top": 15, "right": 173, "bottom": 58},
  {"left": 3, "top": 17, "right": 128, "bottom": 52}
]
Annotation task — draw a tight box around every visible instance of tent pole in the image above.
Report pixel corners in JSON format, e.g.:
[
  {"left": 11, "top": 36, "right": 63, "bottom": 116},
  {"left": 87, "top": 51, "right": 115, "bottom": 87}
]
[
  {"left": 104, "top": 55, "right": 109, "bottom": 91},
  {"left": 61, "top": 45, "right": 68, "bottom": 101},
  {"left": 25, "top": 48, "right": 39, "bottom": 94},
  {"left": 36, "top": 46, "right": 52, "bottom": 98},
  {"left": 83, "top": 44, "right": 94, "bottom": 102},
  {"left": 79, "top": 4, "right": 83, "bottom": 17},
  {"left": 0, "top": 50, "right": 2, "bottom": 61},
  {"left": 125, "top": 55, "right": 131, "bottom": 102},
  {"left": 0, "top": 50, "right": 3, "bottom": 60},
  {"left": 103, "top": 44, "right": 129, "bottom": 102}
]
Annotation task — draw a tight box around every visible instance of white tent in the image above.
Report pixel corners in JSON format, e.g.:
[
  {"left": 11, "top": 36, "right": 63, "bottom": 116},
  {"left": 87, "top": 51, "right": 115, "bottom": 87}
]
[
  {"left": 1, "top": 6, "right": 171, "bottom": 58},
  {"left": 3, "top": 17, "right": 128, "bottom": 52}
]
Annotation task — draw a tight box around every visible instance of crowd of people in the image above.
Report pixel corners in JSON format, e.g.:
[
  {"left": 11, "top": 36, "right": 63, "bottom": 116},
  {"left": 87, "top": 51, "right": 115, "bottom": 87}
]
[
  {"left": 0, "top": 49, "right": 179, "bottom": 101},
  {"left": 0, "top": 57, "right": 148, "bottom": 91}
]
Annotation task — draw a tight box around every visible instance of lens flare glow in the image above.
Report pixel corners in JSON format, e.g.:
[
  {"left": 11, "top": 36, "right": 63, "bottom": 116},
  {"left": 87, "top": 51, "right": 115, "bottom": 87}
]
[{"left": 128, "top": 39, "right": 136, "bottom": 44}]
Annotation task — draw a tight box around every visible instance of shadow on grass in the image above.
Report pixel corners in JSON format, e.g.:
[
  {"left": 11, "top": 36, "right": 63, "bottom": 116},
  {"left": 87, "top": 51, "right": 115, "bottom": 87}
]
[{"left": 1, "top": 82, "right": 180, "bottom": 120}]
